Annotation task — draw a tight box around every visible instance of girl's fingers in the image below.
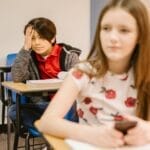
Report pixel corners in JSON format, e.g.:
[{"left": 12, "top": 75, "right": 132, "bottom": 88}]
[{"left": 122, "top": 114, "right": 141, "bottom": 122}]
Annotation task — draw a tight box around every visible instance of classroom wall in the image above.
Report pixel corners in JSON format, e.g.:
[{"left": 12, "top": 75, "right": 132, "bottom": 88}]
[{"left": 0, "top": 0, "right": 90, "bottom": 65}]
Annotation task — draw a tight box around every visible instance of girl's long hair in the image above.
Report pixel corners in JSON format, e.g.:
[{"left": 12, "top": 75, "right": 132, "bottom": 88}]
[{"left": 86, "top": 0, "right": 150, "bottom": 120}]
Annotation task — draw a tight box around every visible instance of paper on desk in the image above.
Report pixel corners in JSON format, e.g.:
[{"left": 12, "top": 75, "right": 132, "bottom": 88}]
[
  {"left": 57, "top": 71, "right": 68, "bottom": 80},
  {"left": 26, "top": 79, "right": 63, "bottom": 84},
  {"left": 26, "top": 79, "right": 63, "bottom": 87},
  {"left": 65, "top": 139, "right": 99, "bottom": 150},
  {"left": 65, "top": 139, "right": 150, "bottom": 150}
]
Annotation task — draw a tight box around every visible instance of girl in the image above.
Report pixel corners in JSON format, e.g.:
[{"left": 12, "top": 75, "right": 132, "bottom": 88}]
[{"left": 37, "top": 0, "right": 150, "bottom": 148}]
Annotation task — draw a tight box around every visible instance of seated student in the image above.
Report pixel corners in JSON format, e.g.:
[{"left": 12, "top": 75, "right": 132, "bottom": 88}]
[
  {"left": 8, "top": 17, "right": 81, "bottom": 128},
  {"left": 37, "top": 0, "right": 150, "bottom": 148}
]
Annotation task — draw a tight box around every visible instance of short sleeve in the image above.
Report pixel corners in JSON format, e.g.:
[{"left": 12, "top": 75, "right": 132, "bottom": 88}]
[{"left": 68, "top": 68, "right": 90, "bottom": 91}]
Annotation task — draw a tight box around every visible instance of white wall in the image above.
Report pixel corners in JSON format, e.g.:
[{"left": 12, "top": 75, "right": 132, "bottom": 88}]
[{"left": 0, "top": 0, "right": 90, "bottom": 65}]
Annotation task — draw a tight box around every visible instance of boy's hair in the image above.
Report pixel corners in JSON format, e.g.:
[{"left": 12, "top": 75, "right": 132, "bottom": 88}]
[
  {"left": 24, "top": 17, "right": 56, "bottom": 44},
  {"left": 87, "top": 0, "right": 150, "bottom": 120}
]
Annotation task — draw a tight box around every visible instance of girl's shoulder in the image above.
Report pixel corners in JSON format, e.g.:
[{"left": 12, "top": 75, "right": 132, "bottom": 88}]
[
  {"left": 73, "top": 62, "right": 96, "bottom": 77},
  {"left": 68, "top": 62, "right": 95, "bottom": 90}
]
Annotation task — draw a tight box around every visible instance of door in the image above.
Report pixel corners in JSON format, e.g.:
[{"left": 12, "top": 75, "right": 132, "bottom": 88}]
[{"left": 90, "top": 0, "right": 109, "bottom": 44}]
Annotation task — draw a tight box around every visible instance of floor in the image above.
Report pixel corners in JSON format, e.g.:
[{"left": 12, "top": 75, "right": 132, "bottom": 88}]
[
  {"left": 0, "top": 102, "right": 50, "bottom": 150},
  {"left": 0, "top": 130, "right": 47, "bottom": 150}
]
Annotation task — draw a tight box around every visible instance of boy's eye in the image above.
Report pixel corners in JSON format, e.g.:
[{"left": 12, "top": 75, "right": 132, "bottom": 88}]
[
  {"left": 32, "top": 36, "right": 42, "bottom": 40},
  {"left": 39, "top": 36, "right": 44, "bottom": 40},
  {"left": 32, "top": 37, "right": 35, "bottom": 40}
]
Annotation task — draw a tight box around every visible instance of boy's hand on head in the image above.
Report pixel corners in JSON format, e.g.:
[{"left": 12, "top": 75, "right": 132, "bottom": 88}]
[
  {"left": 123, "top": 115, "right": 150, "bottom": 146},
  {"left": 24, "top": 26, "right": 34, "bottom": 50}
]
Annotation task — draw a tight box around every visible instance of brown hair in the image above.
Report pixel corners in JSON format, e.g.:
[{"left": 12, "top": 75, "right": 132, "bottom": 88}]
[
  {"left": 24, "top": 17, "right": 56, "bottom": 44},
  {"left": 87, "top": 0, "right": 150, "bottom": 120}
]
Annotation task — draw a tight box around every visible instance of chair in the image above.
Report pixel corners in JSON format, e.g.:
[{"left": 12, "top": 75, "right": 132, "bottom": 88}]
[
  {"left": 25, "top": 102, "right": 78, "bottom": 150},
  {"left": 0, "top": 53, "right": 17, "bottom": 132},
  {"left": 6, "top": 53, "right": 78, "bottom": 150},
  {"left": 0, "top": 66, "right": 11, "bottom": 132},
  {"left": 6, "top": 53, "right": 25, "bottom": 103},
  {"left": 5, "top": 53, "right": 44, "bottom": 150}
]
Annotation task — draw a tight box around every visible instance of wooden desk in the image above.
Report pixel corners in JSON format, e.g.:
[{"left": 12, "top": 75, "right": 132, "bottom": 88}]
[
  {"left": 2, "top": 81, "right": 62, "bottom": 130},
  {"left": 2, "top": 81, "right": 62, "bottom": 150},
  {"left": 43, "top": 133, "right": 71, "bottom": 150},
  {"left": 35, "top": 121, "right": 150, "bottom": 150},
  {"left": 2, "top": 81, "right": 61, "bottom": 96},
  {"left": 35, "top": 121, "right": 103, "bottom": 150},
  {"left": 35, "top": 120, "right": 72, "bottom": 150}
]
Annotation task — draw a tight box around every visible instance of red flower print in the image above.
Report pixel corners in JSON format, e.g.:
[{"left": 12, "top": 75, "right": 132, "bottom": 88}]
[
  {"left": 89, "top": 106, "right": 98, "bottom": 115},
  {"left": 84, "top": 97, "right": 92, "bottom": 104},
  {"left": 77, "top": 109, "right": 84, "bottom": 118},
  {"left": 72, "top": 70, "right": 83, "bottom": 79},
  {"left": 125, "top": 97, "right": 136, "bottom": 107},
  {"left": 114, "top": 115, "right": 124, "bottom": 121},
  {"left": 105, "top": 89, "right": 116, "bottom": 99}
]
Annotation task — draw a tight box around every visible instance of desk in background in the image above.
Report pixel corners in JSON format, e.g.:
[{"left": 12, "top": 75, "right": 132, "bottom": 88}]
[
  {"left": 1, "top": 80, "right": 62, "bottom": 149},
  {"left": 2, "top": 81, "right": 62, "bottom": 131}
]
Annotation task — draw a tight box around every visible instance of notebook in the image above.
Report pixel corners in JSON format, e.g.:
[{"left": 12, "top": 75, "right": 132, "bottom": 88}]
[
  {"left": 65, "top": 139, "right": 150, "bottom": 150},
  {"left": 26, "top": 79, "right": 63, "bottom": 87},
  {"left": 27, "top": 79, "right": 63, "bottom": 84}
]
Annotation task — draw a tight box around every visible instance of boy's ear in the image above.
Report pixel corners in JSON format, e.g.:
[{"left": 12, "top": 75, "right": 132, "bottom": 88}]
[{"left": 51, "top": 37, "right": 56, "bottom": 44}]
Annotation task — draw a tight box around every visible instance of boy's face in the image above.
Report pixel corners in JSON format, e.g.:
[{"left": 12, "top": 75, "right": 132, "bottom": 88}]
[{"left": 31, "top": 30, "right": 53, "bottom": 56}]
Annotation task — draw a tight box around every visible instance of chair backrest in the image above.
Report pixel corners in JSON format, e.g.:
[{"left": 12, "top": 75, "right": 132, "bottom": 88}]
[
  {"left": 6, "top": 53, "right": 27, "bottom": 104},
  {"left": 6, "top": 53, "right": 17, "bottom": 81},
  {"left": 6, "top": 53, "right": 17, "bottom": 66},
  {"left": 6, "top": 53, "right": 42, "bottom": 150}
]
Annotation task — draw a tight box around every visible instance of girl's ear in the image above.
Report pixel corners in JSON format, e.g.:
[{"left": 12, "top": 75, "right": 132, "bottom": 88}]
[
  {"left": 137, "top": 37, "right": 141, "bottom": 45},
  {"left": 136, "top": 32, "right": 140, "bottom": 44}
]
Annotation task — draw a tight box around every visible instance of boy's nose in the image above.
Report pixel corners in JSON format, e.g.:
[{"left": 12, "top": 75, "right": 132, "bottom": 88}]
[{"left": 35, "top": 38, "right": 40, "bottom": 44}]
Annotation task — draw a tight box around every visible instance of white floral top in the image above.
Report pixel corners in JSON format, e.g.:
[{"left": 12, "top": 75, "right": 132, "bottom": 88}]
[{"left": 69, "top": 63, "right": 137, "bottom": 125}]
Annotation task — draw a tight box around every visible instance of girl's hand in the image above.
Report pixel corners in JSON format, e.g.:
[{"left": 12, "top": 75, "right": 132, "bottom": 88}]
[
  {"left": 124, "top": 115, "right": 150, "bottom": 146},
  {"left": 23, "top": 26, "right": 34, "bottom": 50},
  {"left": 87, "top": 123, "right": 125, "bottom": 148}
]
